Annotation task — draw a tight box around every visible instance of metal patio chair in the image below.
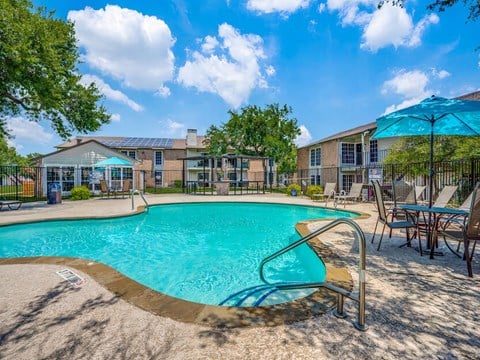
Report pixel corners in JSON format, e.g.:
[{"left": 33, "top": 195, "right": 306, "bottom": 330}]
[
  {"left": 438, "top": 182, "right": 480, "bottom": 277},
  {"left": 371, "top": 180, "right": 418, "bottom": 252}
]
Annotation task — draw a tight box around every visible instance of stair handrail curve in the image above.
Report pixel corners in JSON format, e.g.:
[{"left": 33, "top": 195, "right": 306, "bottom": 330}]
[
  {"left": 258, "top": 217, "right": 367, "bottom": 331},
  {"left": 131, "top": 189, "right": 149, "bottom": 211}
]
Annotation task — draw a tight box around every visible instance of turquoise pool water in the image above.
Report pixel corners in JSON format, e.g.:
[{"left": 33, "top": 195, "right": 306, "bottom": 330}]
[{"left": 0, "top": 202, "right": 356, "bottom": 306}]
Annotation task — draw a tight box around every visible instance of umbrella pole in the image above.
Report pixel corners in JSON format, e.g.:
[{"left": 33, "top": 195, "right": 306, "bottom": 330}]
[{"left": 428, "top": 118, "right": 434, "bottom": 208}]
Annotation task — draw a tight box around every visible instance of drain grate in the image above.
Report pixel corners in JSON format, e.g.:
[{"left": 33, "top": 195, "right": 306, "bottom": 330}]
[{"left": 56, "top": 268, "right": 86, "bottom": 288}]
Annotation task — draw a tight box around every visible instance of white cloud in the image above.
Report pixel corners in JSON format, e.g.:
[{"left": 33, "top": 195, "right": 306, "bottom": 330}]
[
  {"left": 177, "top": 23, "right": 270, "bottom": 108},
  {"left": 295, "top": 125, "right": 313, "bottom": 147},
  {"left": 361, "top": 4, "right": 413, "bottom": 51},
  {"left": 155, "top": 86, "right": 171, "bottom": 98},
  {"left": 110, "top": 113, "right": 121, "bottom": 122},
  {"left": 318, "top": 3, "right": 326, "bottom": 13},
  {"left": 247, "top": 0, "right": 311, "bottom": 15},
  {"left": 325, "top": 1, "right": 439, "bottom": 51},
  {"left": 266, "top": 65, "right": 276, "bottom": 76},
  {"left": 431, "top": 68, "right": 450, "bottom": 79},
  {"left": 382, "top": 69, "right": 432, "bottom": 114},
  {"left": 382, "top": 69, "right": 429, "bottom": 99},
  {"left": 68, "top": 5, "right": 175, "bottom": 92},
  {"left": 158, "top": 119, "right": 186, "bottom": 137},
  {"left": 80, "top": 74, "right": 143, "bottom": 112},
  {"left": 6, "top": 117, "right": 54, "bottom": 146}
]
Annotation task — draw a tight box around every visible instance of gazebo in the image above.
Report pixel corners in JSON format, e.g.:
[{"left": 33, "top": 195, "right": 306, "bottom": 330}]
[{"left": 181, "top": 154, "right": 272, "bottom": 195}]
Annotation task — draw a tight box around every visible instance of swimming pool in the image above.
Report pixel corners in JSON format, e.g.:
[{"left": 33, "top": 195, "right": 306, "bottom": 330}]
[{"left": 0, "top": 202, "right": 357, "bottom": 306}]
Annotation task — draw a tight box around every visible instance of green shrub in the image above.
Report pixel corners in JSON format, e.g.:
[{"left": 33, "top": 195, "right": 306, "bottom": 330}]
[
  {"left": 286, "top": 183, "right": 301, "bottom": 196},
  {"left": 173, "top": 180, "right": 182, "bottom": 188},
  {"left": 70, "top": 186, "right": 91, "bottom": 200},
  {"left": 306, "top": 185, "right": 323, "bottom": 198}
]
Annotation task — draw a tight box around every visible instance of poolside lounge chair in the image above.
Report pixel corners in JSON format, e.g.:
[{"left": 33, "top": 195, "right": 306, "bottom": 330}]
[
  {"left": 312, "top": 182, "right": 336, "bottom": 206},
  {"left": 371, "top": 180, "right": 418, "bottom": 252},
  {"left": 334, "top": 183, "right": 363, "bottom": 208},
  {"left": 433, "top": 185, "right": 458, "bottom": 207},
  {"left": 415, "top": 185, "right": 427, "bottom": 204},
  {"left": 438, "top": 182, "right": 480, "bottom": 277},
  {"left": 0, "top": 199, "right": 22, "bottom": 210}
]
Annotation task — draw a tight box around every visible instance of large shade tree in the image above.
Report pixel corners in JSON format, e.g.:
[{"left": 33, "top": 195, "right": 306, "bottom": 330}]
[
  {"left": 205, "top": 104, "right": 301, "bottom": 173},
  {"left": 0, "top": 0, "right": 110, "bottom": 140}
]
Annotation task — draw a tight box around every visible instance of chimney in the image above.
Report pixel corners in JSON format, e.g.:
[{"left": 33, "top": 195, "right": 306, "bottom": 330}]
[{"left": 186, "top": 129, "right": 197, "bottom": 146}]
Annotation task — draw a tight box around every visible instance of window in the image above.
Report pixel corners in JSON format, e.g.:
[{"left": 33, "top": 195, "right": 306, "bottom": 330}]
[
  {"left": 154, "top": 170, "right": 162, "bottom": 186},
  {"left": 121, "top": 150, "right": 136, "bottom": 159},
  {"left": 310, "top": 148, "right": 321, "bottom": 167},
  {"left": 342, "top": 174, "right": 354, "bottom": 193},
  {"left": 310, "top": 174, "right": 321, "bottom": 185},
  {"left": 154, "top": 151, "right": 162, "bottom": 166},
  {"left": 369, "top": 140, "right": 378, "bottom": 163},
  {"left": 341, "top": 143, "right": 355, "bottom": 165}
]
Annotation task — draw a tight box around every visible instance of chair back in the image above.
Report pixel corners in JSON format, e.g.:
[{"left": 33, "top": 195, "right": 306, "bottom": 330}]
[
  {"left": 100, "top": 180, "right": 108, "bottom": 192},
  {"left": 123, "top": 179, "right": 132, "bottom": 192},
  {"left": 433, "top": 185, "right": 458, "bottom": 207},
  {"left": 392, "top": 181, "right": 415, "bottom": 206},
  {"left": 466, "top": 182, "right": 480, "bottom": 240},
  {"left": 372, "top": 180, "right": 387, "bottom": 222},
  {"left": 323, "top": 182, "right": 336, "bottom": 196},
  {"left": 349, "top": 183, "right": 363, "bottom": 197},
  {"left": 459, "top": 191, "right": 474, "bottom": 211},
  {"left": 415, "top": 186, "right": 426, "bottom": 202}
]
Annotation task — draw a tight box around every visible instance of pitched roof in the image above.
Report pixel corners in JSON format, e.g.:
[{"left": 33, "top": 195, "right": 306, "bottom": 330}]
[
  {"left": 456, "top": 90, "right": 480, "bottom": 101},
  {"left": 299, "top": 121, "right": 377, "bottom": 149},
  {"left": 57, "top": 136, "right": 177, "bottom": 149}
]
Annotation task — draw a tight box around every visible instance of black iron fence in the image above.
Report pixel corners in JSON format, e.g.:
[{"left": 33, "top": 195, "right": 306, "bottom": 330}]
[{"left": 1, "top": 158, "right": 479, "bottom": 204}]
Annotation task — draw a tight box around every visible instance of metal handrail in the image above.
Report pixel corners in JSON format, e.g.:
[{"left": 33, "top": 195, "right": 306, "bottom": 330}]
[
  {"left": 131, "top": 189, "right": 149, "bottom": 211},
  {"left": 258, "top": 218, "right": 368, "bottom": 331}
]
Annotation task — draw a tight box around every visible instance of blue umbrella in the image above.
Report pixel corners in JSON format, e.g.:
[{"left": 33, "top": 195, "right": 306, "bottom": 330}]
[
  {"left": 372, "top": 95, "right": 480, "bottom": 207},
  {"left": 94, "top": 156, "right": 133, "bottom": 167}
]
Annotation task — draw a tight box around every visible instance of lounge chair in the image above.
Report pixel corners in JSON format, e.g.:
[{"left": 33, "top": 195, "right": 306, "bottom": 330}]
[
  {"left": 371, "top": 180, "right": 418, "bottom": 252},
  {"left": 0, "top": 199, "right": 22, "bottom": 210},
  {"left": 438, "top": 182, "right": 480, "bottom": 277},
  {"left": 433, "top": 185, "right": 458, "bottom": 207},
  {"left": 415, "top": 185, "right": 427, "bottom": 204},
  {"left": 311, "top": 182, "right": 336, "bottom": 206},
  {"left": 334, "top": 183, "right": 363, "bottom": 208}
]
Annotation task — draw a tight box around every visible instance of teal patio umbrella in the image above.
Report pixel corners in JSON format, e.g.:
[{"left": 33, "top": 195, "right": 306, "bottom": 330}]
[
  {"left": 94, "top": 156, "right": 132, "bottom": 167},
  {"left": 94, "top": 156, "right": 133, "bottom": 189},
  {"left": 372, "top": 95, "right": 480, "bottom": 207}
]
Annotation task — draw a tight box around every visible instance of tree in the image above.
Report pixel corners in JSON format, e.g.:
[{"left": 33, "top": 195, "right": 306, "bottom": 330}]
[
  {"left": 378, "top": 0, "right": 480, "bottom": 21},
  {"left": 205, "top": 104, "right": 301, "bottom": 173},
  {"left": 383, "top": 136, "right": 480, "bottom": 173},
  {"left": 0, "top": 137, "right": 29, "bottom": 165},
  {"left": 0, "top": 0, "right": 110, "bottom": 140}
]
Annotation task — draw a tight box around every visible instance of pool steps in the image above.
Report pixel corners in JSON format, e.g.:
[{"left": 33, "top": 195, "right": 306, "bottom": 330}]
[
  {"left": 220, "top": 218, "right": 368, "bottom": 330},
  {"left": 259, "top": 217, "right": 368, "bottom": 331}
]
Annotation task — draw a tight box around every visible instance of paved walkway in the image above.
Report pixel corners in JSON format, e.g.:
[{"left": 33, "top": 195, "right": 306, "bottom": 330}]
[{"left": 0, "top": 194, "right": 479, "bottom": 359}]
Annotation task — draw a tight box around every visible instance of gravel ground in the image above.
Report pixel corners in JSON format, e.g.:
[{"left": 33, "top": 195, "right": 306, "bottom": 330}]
[{"left": 0, "top": 194, "right": 479, "bottom": 359}]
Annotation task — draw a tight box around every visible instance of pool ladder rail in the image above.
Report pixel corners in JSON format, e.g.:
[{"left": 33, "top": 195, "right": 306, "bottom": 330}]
[
  {"left": 131, "top": 189, "right": 149, "bottom": 211},
  {"left": 258, "top": 218, "right": 368, "bottom": 331}
]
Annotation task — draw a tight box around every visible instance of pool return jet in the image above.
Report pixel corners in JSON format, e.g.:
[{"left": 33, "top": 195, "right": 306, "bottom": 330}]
[{"left": 258, "top": 218, "right": 368, "bottom": 331}]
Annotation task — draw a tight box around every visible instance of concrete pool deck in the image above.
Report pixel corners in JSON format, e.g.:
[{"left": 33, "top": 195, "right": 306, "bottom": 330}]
[{"left": 0, "top": 193, "right": 479, "bottom": 359}]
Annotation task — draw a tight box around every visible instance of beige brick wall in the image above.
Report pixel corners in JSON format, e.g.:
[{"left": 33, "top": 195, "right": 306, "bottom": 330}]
[{"left": 297, "top": 148, "right": 309, "bottom": 170}]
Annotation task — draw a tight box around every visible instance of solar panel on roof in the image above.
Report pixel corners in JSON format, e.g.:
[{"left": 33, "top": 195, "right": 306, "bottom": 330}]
[{"left": 100, "top": 137, "right": 174, "bottom": 148}]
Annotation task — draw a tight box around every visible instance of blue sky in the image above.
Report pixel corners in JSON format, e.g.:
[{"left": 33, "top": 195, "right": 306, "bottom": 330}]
[{"left": 9, "top": 0, "right": 480, "bottom": 155}]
